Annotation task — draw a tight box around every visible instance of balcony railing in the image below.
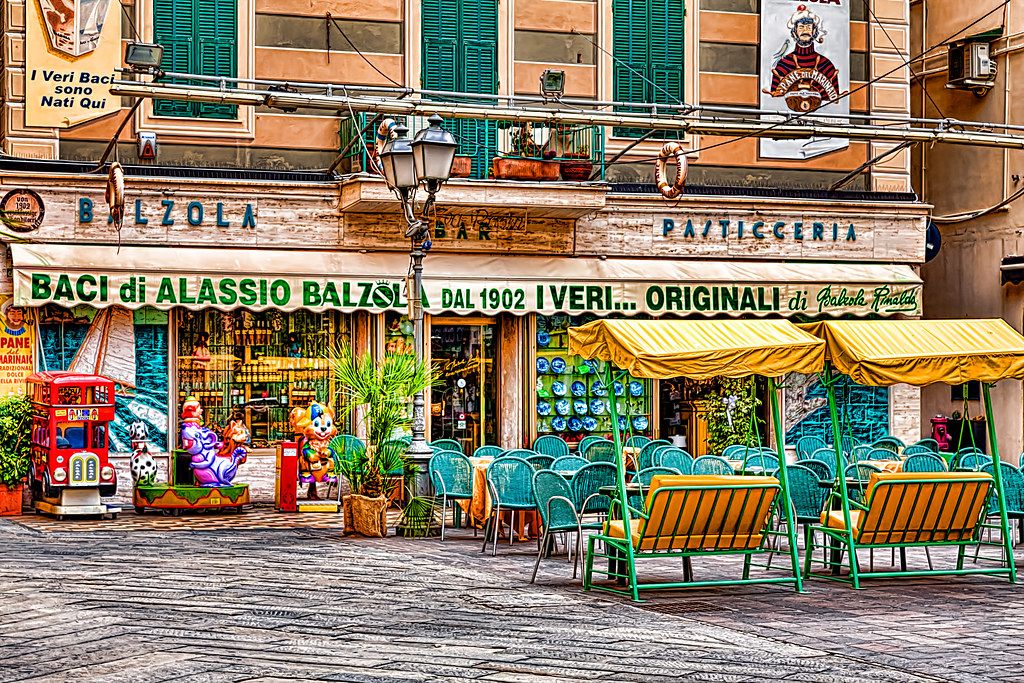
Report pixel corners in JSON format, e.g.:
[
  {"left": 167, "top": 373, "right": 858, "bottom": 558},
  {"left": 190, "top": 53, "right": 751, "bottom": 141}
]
[{"left": 339, "top": 113, "right": 605, "bottom": 181}]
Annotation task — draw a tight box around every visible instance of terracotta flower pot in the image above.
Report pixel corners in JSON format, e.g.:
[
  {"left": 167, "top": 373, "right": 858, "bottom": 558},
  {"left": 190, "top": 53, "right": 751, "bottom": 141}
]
[
  {"left": 450, "top": 155, "right": 473, "bottom": 178},
  {"left": 560, "top": 159, "right": 594, "bottom": 181},
  {"left": 349, "top": 493, "right": 388, "bottom": 538},
  {"left": 0, "top": 483, "right": 23, "bottom": 516},
  {"left": 491, "top": 156, "right": 561, "bottom": 181}
]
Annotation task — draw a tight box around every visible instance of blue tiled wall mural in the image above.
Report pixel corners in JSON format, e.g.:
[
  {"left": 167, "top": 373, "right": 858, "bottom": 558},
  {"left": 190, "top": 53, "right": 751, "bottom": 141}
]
[{"left": 785, "top": 373, "right": 889, "bottom": 445}]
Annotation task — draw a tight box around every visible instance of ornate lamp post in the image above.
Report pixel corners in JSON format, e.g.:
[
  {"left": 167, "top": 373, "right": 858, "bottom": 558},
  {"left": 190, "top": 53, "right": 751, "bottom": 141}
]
[{"left": 378, "top": 114, "right": 457, "bottom": 496}]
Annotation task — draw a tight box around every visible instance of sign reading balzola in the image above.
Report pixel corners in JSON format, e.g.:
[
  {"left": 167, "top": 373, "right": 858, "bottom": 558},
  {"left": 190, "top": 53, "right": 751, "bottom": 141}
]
[{"left": 19, "top": 271, "right": 921, "bottom": 318}]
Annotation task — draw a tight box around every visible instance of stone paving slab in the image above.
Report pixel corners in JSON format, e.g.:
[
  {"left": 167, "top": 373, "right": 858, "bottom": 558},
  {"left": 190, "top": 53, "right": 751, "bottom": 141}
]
[{"left": 1, "top": 517, "right": 1022, "bottom": 682}]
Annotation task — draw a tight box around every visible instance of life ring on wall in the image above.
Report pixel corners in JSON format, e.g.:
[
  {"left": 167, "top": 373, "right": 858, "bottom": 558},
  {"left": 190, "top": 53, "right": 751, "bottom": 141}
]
[{"left": 655, "top": 142, "right": 688, "bottom": 199}]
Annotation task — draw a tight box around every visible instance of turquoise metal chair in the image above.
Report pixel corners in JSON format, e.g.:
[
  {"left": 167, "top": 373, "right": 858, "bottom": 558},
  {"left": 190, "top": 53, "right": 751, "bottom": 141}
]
[
  {"left": 901, "top": 444, "right": 934, "bottom": 456},
  {"left": 526, "top": 454, "right": 555, "bottom": 471},
  {"left": 569, "top": 462, "right": 617, "bottom": 526},
  {"left": 576, "top": 435, "right": 605, "bottom": 454},
  {"left": 430, "top": 439, "right": 464, "bottom": 454},
  {"left": 872, "top": 436, "right": 904, "bottom": 453},
  {"left": 795, "top": 435, "right": 827, "bottom": 460},
  {"left": 584, "top": 440, "right": 617, "bottom": 463},
  {"left": 625, "top": 435, "right": 651, "bottom": 448},
  {"left": 864, "top": 448, "right": 898, "bottom": 461},
  {"left": 531, "top": 470, "right": 583, "bottom": 582},
  {"left": 810, "top": 447, "right": 848, "bottom": 479},
  {"left": 656, "top": 447, "right": 693, "bottom": 474},
  {"left": 630, "top": 466, "right": 680, "bottom": 511},
  {"left": 501, "top": 448, "right": 538, "bottom": 460},
  {"left": 691, "top": 455, "right": 734, "bottom": 476},
  {"left": 743, "top": 452, "right": 780, "bottom": 473},
  {"left": 636, "top": 439, "right": 670, "bottom": 470},
  {"left": 844, "top": 462, "right": 884, "bottom": 504},
  {"left": 795, "top": 458, "right": 832, "bottom": 482},
  {"left": 903, "top": 452, "right": 948, "bottom": 473},
  {"left": 473, "top": 445, "right": 504, "bottom": 458},
  {"left": 768, "top": 464, "right": 829, "bottom": 569},
  {"left": 913, "top": 438, "right": 940, "bottom": 452},
  {"left": 533, "top": 435, "right": 570, "bottom": 458},
  {"left": 850, "top": 444, "right": 872, "bottom": 460},
  {"left": 722, "top": 444, "right": 756, "bottom": 460},
  {"left": 551, "top": 455, "right": 588, "bottom": 473},
  {"left": 428, "top": 450, "right": 474, "bottom": 541},
  {"left": 977, "top": 461, "right": 1024, "bottom": 555},
  {"left": 483, "top": 457, "right": 536, "bottom": 555},
  {"left": 958, "top": 452, "right": 993, "bottom": 471}
]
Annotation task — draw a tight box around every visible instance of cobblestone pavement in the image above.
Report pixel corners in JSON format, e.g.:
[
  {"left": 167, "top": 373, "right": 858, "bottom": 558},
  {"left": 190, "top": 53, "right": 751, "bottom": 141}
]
[{"left": 1, "top": 511, "right": 1022, "bottom": 682}]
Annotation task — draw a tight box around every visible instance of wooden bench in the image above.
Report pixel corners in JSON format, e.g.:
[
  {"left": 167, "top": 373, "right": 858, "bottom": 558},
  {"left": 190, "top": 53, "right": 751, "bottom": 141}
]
[
  {"left": 808, "top": 471, "right": 1000, "bottom": 587},
  {"left": 583, "top": 474, "right": 800, "bottom": 600}
]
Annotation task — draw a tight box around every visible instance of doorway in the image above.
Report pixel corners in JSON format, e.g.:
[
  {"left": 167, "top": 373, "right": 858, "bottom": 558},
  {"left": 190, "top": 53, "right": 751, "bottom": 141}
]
[{"left": 430, "top": 318, "right": 497, "bottom": 452}]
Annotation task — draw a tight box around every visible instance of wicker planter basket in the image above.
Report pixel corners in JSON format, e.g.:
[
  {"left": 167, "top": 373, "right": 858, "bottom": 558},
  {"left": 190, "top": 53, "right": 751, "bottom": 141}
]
[{"left": 349, "top": 494, "right": 388, "bottom": 537}]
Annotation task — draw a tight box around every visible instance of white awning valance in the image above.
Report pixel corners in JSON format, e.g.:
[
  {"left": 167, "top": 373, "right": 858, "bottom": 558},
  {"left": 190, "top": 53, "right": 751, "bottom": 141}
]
[{"left": 12, "top": 244, "right": 922, "bottom": 317}]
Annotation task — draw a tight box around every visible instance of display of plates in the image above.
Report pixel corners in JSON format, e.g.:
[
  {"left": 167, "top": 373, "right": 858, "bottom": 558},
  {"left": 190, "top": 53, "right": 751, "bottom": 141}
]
[
  {"left": 568, "top": 417, "right": 584, "bottom": 432},
  {"left": 537, "top": 401, "right": 552, "bottom": 416},
  {"left": 537, "top": 316, "right": 548, "bottom": 331},
  {"left": 613, "top": 381, "right": 625, "bottom": 397},
  {"left": 551, "top": 381, "right": 567, "bottom": 396},
  {"left": 550, "top": 357, "right": 568, "bottom": 374},
  {"left": 555, "top": 398, "right": 571, "bottom": 416},
  {"left": 633, "top": 416, "right": 649, "bottom": 431},
  {"left": 552, "top": 314, "right": 569, "bottom": 330},
  {"left": 629, "top": 380, "right": 644, "bottom": 397},
  {"left": 551, "top": 416, "right": 567, "bottom": 432},
  {"left": 536, "top": 357, "right": 550, "bottom": 374},
  {"left": 583, "top": 359, "right": 599, "bottom": 374},
  {"left": 590, "top": 399, "right": 606, "bottom": 415},
  {"left": 582, "top": 416, "right": 598, "bottom": 431},
  {"left": 571, "top": 380, "right": 587, "bottom": 396},
  {"left": 617, "top": 416, "right": 628, "bottom": 430},
  {"left": 573, "top": 399, "right": 588, "bottom": 415},
  {"left": 592, "top": 380, "right": 608, "bottom": 397},
  {"left": 537, "top": 331, "right": 551, "bottom": 347}
]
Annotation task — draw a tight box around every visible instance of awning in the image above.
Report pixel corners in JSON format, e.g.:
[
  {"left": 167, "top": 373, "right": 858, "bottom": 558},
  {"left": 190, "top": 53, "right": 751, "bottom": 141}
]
[
  {"left": 12, "top": 243, "right": 922, "bottom": 318},
  {"left": 801, "top": 319, "right": 1024, "bottom": 386},
  {"left": 568, "top": 319, "right": 825, "bottom": 379}
]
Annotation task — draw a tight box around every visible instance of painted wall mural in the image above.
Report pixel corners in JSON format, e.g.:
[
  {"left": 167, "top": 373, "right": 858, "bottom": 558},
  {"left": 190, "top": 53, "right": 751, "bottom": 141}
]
[
  {"left": 785, "top": 372, "right": 889, "bottom": 445},
  {"left": 39, "top": 305, "right": 169, "bottom": 452}
]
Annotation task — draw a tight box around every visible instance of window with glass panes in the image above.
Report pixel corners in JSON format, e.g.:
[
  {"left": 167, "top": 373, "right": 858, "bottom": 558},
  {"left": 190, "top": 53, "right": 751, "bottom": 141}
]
[
  {"left": 612, "top": 0, "right": 685, "bottom": 138},
  {"left": 153, "top": 0, "right": 237, "bottom": 119}
]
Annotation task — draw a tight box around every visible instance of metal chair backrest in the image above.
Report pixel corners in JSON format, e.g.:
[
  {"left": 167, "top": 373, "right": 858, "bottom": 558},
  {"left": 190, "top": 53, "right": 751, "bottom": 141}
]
[
  {"left": 430, "top": 439, "right": 464, "bottom": 455},
  {"left": 428, "top": 450, "right": 474, "bottom": 498},
  {"left": 485, "top": 457, "right": 536, "bottom": 509},
  {"left": 912, "top": 438, "right": 939, "bottom": 453},
  {"left": 584, "top": 440, "right": 617, "bottom": 463},
  {"left": 532, "top": 434, "right": 570, "bottom": 458},
  {"left": 795, "top": 435, "right": 827, "bottom": 460},
  {"left": 636, "top": 439, "right": 670, "bottom": 470},
  {"left": 981, "top": 461, "right": 1024, "bottom": 515},
  {"left": 851, "top": 444, "right": 873, "bottom": 460},
  {"left": 551, "top": 455, "right": 589, "bottom": 473},
  {"left": 743, "top": 452, "right": 780, "bottom": 472},
  {"left": 577, "top": 435, "right": 605, "bottom": 454},
  {"left": 473, "top": 445, "right": 504, "bottom": 458},
  {"left": 570, "top": 461, "right": 617, "bottom": 514},
  {"left": 958, "top": 452, "right": 993, "bottom": 471},
  {"left": 526, "top": 454, "right": 556, "bottom": 471},
  {"left": 872, "top": 436, "right": 904, "bottom": 453},
  {"left": 502, "top": 448, "right": 538, "bottom": 461},
  {"left": 691, "top": 455, "right": 734, "bottom": 476},
  {"left": 657, "top": 447, "right": 693, "bottom": 474},
  {"left": 786, "top": 464, "right": 830, "bottom": 521},
  {"left": 811, "top": 447, "right": 847, "bottom": 478},
  {"left": 864, "top": 448, "right": 899, "bottom": 462},
  {"left": 795, "top": 458, "right": 832, "bottom": 482},
  {"left": 903, "top": 452, "right": 948, "bottom": 473},
  {"left": 845, "top": 461, "right": 884, "bottom": 502},
  {"left": 626, "top": 435, "right": 651, "bottom": 448},
  {"left": 631, "top": 466, "right": 680, "bottom": 511},
  {"left": 722, "top": 444, "right": 754, "bottom": 460},
  {"left": 901, "top": 444, "right": 934, "bottom": 457},
  {"left": 533, "top": 470, "right": 579, "bottom": 531}
]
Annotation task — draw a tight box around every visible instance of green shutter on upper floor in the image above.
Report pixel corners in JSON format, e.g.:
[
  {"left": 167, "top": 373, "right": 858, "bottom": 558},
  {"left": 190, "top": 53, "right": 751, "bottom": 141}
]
[{"left": 153, "top": 0, "right": 238, "bottom": 120}]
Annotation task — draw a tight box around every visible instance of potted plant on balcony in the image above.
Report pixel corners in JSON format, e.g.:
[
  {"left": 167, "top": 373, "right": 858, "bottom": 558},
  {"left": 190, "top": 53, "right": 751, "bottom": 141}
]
[
  {"left": 0, "top": 394, "right": 31, "bottom": 516},
  {"left": 332, "top": 348, "right": 434, "bottom": 537},
  {"left": 559, "top": 144, "right": 593, "bottom": 181},
  {"left": 450, "top": 155, "right": 473, "bottom": 178},
  {"left": 492, "top": 123, "right": 560, "bottom": 181}
]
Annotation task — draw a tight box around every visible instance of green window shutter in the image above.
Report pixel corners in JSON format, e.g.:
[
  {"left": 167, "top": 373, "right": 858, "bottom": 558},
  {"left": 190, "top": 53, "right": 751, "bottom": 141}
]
[
  {"left": 648, "top": 0, "right": 684, "bottom": 104},
  {"left": 196, "top": 0, "right": 238, "bottom": 119},
  {"left": 153, "top": 0, "right": 194, "bottom": 117},
  {"left": 421, "top": 0, "right": 459, "bottom": 90}
]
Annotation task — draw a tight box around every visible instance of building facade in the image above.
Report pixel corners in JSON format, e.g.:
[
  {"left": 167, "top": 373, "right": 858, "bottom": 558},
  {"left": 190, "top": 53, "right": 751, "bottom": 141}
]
[
  {"left": 1, "top": 0, "right": 926, "bottom": 502},
  {"left": 911, "top": 1, "right": 1024, "bottom": 458}
]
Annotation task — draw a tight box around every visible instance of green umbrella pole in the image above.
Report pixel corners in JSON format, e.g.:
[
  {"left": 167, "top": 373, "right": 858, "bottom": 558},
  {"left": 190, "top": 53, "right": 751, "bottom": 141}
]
[
  {"left": 769, "top": 377, "right": 803, "bottom": 592},
  {"left": 981, "top": 382, "right": 1017, "bottom": 583},
  {"left": 824, "top": 363, "right": 861, "bottom": 588},
  {"left": 605, "top": 363, "right": 639, "bottom": 600}
]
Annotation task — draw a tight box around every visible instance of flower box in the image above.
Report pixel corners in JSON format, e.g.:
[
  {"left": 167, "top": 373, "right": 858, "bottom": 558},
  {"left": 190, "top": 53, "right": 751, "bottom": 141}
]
[{"left": 491, "top": 156, "right": 560, "bottom": 181}]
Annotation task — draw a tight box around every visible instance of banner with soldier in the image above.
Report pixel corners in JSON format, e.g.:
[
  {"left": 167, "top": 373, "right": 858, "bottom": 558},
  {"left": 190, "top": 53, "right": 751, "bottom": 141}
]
[{"left": 759, "top": 1, "right": 851, "bottom": 160}]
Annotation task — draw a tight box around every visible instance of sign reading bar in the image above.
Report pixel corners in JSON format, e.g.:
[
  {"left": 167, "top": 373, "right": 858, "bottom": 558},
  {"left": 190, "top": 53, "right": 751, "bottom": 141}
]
[{"left": 18, "top": 271, "right": 921, "bottom": 318}]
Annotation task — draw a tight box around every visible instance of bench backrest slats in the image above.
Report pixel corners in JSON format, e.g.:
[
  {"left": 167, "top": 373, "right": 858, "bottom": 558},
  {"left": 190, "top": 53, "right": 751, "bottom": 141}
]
[{"left": 858, "top": 472, "right": 992, "bottom": 544}]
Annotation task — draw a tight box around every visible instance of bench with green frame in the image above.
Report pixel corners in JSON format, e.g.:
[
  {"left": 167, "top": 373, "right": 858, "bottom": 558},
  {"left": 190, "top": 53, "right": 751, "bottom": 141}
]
[
  {"left": 584, "top": 474, "right": 791, "bottom": 600},
  {"left": 809, "top": 470, "right": 995, "bottom": 586}
]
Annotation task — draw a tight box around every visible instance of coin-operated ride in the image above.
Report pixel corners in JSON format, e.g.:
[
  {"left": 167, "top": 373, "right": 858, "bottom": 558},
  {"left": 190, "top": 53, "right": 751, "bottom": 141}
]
[{"left": 27, "top": 371, "right": 121, "bottom": 519}]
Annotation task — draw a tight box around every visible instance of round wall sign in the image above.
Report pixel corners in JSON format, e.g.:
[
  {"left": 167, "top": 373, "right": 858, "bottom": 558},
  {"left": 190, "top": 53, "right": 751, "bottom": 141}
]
[{"left": 0, "top": 189, "right": 44, "bottom": 232}]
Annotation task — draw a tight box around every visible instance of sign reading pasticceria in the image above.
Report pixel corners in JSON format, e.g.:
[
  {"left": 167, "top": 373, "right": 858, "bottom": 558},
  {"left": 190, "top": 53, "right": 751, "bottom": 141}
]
[{"left": 18, "top": 271, "right": 921, "bottom": 318}]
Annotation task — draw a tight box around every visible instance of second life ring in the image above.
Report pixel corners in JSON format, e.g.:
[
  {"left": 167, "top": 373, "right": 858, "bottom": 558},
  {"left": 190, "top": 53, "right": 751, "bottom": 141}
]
[{"left": 655, "top": 142, "right": 688, "bottom": 199}]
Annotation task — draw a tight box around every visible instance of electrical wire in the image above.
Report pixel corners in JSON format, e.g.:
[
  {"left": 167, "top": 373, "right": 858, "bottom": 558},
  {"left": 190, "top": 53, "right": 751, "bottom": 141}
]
[
  {"left": 931, "top": 184, "right": 1024, "bottom": 223},
  {"left": 119, "top": 1, "right": 141, "bottom": 42},
  {"left": 570, "top": 30, "right": 685, "bottom": 106},
  {"left": 328, "top": 14, "right": 406, "bottom": 90}
]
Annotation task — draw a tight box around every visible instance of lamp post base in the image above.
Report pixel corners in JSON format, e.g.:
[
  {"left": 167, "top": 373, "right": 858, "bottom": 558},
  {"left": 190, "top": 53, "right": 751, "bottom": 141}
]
[{"left": 405, "top": 439, "right": 434, "bottom": 500}]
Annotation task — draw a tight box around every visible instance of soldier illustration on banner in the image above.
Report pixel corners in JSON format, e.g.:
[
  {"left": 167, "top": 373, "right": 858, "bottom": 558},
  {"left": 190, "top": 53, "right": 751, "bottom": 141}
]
[{"left": 759, "top": 1, "right": 851, "bottom": 160}]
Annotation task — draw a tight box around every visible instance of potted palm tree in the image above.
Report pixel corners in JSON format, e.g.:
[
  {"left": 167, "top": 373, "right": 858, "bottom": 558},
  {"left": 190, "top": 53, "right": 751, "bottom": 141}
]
[
  {"left": 0, "top": 394, "right": 31, "bottom": 516},
  {"left": 332, "top": 348, "right": 434, "bottom": 537}
]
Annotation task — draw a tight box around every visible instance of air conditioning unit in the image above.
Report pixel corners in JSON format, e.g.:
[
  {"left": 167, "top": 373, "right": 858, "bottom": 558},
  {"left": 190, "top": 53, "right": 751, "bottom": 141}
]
[{"left": 947, "top": 41, "right": 997, "bottom": 94}]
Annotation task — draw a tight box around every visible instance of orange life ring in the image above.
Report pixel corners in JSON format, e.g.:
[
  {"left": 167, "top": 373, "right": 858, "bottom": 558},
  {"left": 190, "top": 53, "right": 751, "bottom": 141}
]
[{"left": 655, "top": 142, "right": 687, "bottom": 199}]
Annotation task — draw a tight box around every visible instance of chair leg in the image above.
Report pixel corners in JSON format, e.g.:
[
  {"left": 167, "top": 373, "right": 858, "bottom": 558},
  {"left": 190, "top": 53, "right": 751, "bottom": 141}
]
[
  {"left": 925, "top": 546, "right": 933, "bottom": 570},
  {"left": 491, "top": 504, "right": 501, "bottom": 556},
  {"left": 531, "top": 528, "right": 549, "bottom": 584},
  {"left": 440, "top": 495, "right": 448, "bottom": 542},
  {"left": 573, "top": 523, "right": 583, "bottom": 579}
]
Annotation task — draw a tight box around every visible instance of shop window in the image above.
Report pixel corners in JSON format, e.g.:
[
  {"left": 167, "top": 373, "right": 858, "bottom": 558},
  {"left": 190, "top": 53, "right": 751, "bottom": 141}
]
[
  {"left": 612, "top": 0, "right": 685, "bottom": 138},
  {"left": 176, "top": 310, "right": 349, "bottom": 448},
  {"left": 534, "top": 314, "right": 653, "bottom": 446},
  {"left": 785, "top": 373, "right": 890, "bottom": 445},
  {"left": 153, "top": 0, "right": 238, "bottom": 119}
]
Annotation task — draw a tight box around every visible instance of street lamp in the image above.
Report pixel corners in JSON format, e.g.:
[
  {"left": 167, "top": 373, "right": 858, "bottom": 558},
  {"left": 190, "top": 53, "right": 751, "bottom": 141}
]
[{"left": 378, "top": 114, "right": 456, "bottom": 498}]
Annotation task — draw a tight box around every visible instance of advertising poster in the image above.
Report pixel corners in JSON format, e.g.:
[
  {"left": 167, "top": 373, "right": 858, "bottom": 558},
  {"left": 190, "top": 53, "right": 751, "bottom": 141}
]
[
  {"left": 759, "top": 1, "right": 851, "bottom": 160},
  {"left": 25, "top": 0, "right": 121, "bottom": 128},
  {"left": 0, "top": 296, "right": 35, "bottom": 396}
]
